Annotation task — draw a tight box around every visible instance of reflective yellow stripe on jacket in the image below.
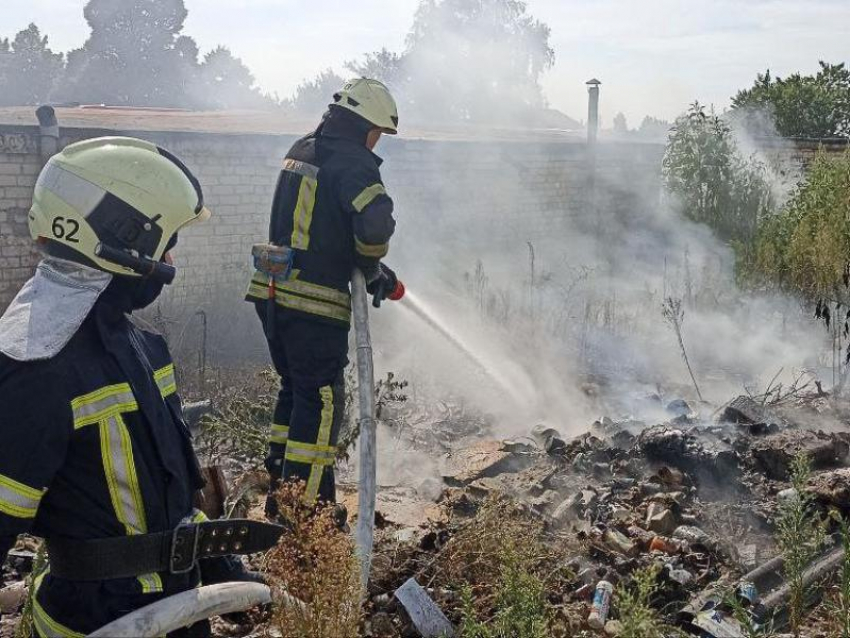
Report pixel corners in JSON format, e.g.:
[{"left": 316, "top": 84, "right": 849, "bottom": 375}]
[
  {"left": 154, "top": 364, "right": 177, "bottom": 397},
  {"left": 70, "top": 375, "right": 177, "bottom": 594},
  {"left": 284, "top": 158, "right": 320, "bottom": 251},
  {"left": 355, "top": 237, "right": 389, "bottom": 259},
  {"left": 0, "top": 474, "right": 45, "bottom": 519},
  {"left": 247, "top": 271, "right": 351, "bottom": 324},
  {"left": 352, "top": 183, "right": 386, "bottom": 213}
]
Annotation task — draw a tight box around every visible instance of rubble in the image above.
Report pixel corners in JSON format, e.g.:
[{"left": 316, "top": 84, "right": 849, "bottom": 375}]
[
  {"left": 394, "top": 578, "right": 455, "bottom": 638},
  {"left": 441, "top": 440, "right": 535, "bottom": 486},
  {"left": 637, "top": 424, "right": 739, "bottom": 481},
  {"left": 350, "top": 392, "right": 850, "bottom": 636},
  {"left": 646, "top": 504, "right": 677, "bottom": 535},
  {"left": 720, "top": 395, "right": 781, "bottom": 429},
  {"left": 807, "top": 467, "right": 850, "bottom": 510},
  {"left": 750, "top": 430, "right": 849, "bottom": 479}
]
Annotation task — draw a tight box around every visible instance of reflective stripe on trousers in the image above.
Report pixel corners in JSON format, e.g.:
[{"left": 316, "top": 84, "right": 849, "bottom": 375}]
[{"left": 284, "top": 385, "right": 336, "bottom": 503}]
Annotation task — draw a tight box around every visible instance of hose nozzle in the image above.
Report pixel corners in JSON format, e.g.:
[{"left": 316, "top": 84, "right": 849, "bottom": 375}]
[
  {"left": 372, "top": 279, "right": 406, "bottom": 308},
  {"left": 388, "top": 280, "right": 405, "bottom": 301}
]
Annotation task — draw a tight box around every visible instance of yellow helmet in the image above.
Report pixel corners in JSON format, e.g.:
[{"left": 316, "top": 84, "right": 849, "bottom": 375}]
[
  {"left": 29, "top": 136, "right": 211, "bottom": 283},
  {"left": 333, "top": 78, "right": 399, "bottom": 134}
]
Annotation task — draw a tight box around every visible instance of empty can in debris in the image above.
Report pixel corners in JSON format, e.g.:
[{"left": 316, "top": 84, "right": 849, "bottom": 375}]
[
  {"left": 737, "top": 581, "right": 759, "bottom": 606},
  {"left": 587, "top": 580, "right": 614, "bottom": 629}
]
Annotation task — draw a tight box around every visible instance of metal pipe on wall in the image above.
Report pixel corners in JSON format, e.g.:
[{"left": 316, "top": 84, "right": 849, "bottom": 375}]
[{"left": 35, "top": 105, "right": 60, "bottom": 161}]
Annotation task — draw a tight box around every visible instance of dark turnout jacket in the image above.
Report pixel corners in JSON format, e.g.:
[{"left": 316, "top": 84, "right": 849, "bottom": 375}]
[
  {"left": 0, "top": 301, "right": 205, "bottom": 636},
  {"left": 246, "top": 107, "right": 397, "bottom": 326}
]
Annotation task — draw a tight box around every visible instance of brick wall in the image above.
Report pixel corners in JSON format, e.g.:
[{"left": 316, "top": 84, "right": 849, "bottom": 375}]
[
  {"left": 757, "top": 137, "right": 848, "bottom": 193},
  {"left": 0, "top": 128, "right": 43, "bottom": 309},
  {"left": 0, "top": 122, "right": 668, "bottom": 364}
]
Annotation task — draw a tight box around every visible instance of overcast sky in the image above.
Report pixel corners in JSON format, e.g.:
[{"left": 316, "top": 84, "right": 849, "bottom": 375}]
[{"left": 4, "top": 0, "right": 848, "bottom": 127}]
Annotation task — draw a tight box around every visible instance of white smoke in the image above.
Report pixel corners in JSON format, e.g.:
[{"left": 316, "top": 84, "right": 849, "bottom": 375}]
[{"left": 366, "top": 129, "right": 824, "bottom": 439}]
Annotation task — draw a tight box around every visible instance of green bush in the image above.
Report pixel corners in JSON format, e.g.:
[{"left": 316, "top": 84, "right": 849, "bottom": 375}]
[
  {"left": 827, "top": 511, "right": 850, "bottom": 638},
  {"left": 458, "top": 550, "right": 550, "bottom": 638},
  {"left": 616, "top": 565, "right": 671, "bottom": 638},
  {"left": 747, "top": 149, "right": 850, "bottom": 302},
  {"left": 663, "top": 102, "right": 775, "bottom": 247},
  {"left": 776, "top": 454, "right": 828, "bottom": 636}
]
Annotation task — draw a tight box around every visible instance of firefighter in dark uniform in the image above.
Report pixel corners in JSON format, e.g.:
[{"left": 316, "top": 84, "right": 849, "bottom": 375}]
[
  {"left": 246, "top": 78, "right": 401, "bottom": 509},
  {"left": 0, "top": 137, "right": 278, "bottom": 637}
]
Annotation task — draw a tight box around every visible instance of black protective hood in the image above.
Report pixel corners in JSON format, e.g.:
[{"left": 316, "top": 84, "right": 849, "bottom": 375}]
[{"left": 316, "top": 105, "right": 373, "bottom": 146}]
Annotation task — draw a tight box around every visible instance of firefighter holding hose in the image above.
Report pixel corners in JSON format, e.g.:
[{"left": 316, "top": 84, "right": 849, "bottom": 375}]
[
  {"left": 247, "top": 78, "right": 403, "bottom": 515},
  {"left": 0, "top": 137, "right": 280, "bottom": 637}
]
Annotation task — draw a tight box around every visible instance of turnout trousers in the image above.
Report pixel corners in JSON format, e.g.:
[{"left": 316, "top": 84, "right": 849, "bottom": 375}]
[{"left": 256, "top": 302, "right": 348, "bottom": 505}]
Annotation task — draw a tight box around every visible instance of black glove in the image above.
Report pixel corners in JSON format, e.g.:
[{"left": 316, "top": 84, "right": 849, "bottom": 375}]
[{"left": 366, "top": 263, "right": 398, "bottom": 308}]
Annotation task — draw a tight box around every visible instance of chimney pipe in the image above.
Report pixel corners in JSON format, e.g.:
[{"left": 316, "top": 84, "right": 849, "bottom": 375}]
[
  {"left": 35, "top": 105, "right": 59, "bottom": 161},
  {"left": 586, "top": 79, "right": 601, "bottom": 145}
]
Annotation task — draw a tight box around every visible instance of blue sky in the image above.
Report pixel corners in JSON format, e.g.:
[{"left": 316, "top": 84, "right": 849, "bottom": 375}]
[{"left": 4, "top": 0, "right": 849, "bottom": 126}]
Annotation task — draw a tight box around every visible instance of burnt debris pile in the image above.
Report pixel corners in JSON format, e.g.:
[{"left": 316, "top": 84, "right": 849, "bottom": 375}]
[{"left": 358, "top": 391, "right": 850, "bottom": 637}]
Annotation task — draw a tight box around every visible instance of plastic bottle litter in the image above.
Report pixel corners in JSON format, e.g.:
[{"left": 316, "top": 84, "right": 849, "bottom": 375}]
[
  {"left": 737, "top": 581, "right": 759, "bottom": 606},
  {"left": 587, "top": 580, "right": 615, "bottom": 630}
]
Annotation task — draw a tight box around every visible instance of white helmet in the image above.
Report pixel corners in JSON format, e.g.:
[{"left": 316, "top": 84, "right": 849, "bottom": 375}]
[
  {"left": 29, "top": 136, "right": 211, "bottom": 283},
  {"left": 333, "top": 78, "right": 399, "bottom": 134}
]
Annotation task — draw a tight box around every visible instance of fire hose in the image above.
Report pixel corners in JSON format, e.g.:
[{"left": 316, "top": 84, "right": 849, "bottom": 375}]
[
  {"left": 87, "top": 583, "right": 272, "bottom": 637},
  {"left": 352, "top": 267, "right": 378, "bottom": 588},
  {"left": 352, "top": 267, "right": 405, "bottom": 586}
]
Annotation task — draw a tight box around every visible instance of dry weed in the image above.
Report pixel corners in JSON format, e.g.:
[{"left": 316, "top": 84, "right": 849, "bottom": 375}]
[
  {"left": 429, "top": 497, "right": 573, "bottom": 613},
  {"left": 263, "top": 481, "right": 363, "bottom": 638}
]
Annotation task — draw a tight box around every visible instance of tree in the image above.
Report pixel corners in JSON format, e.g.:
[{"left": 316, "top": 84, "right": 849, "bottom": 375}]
[
  {"left": 198, "top": 46, "right": 270, "bottom": 109},
  {"left": 663, "top": 103, "right": 774, "bottom": 246},
  {"left": 636, "top": 116, "right": 670, "bottom": 140},
  {"left": 59, "top": 0, "right": 200, "bottom": 107},
  {"left": 346, "top": 48, "right": 404, "bottom": 87},
  {"left": 0, "top": 24, "right": 64, "bottom": 106},
  {"left": 613, "top": 112, "right": 628, "bottom": 134},
  {"left": 287, "top": 69, "right": 346, "bottom": 116},
  {"left": 731, "top": 62, "right": 850, "bottom": 138},
  {"left": 347, "top": 0, "right": 555, "bottom": 125}
]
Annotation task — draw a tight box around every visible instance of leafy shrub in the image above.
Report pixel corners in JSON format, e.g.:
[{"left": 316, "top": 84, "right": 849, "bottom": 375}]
[
  {"left": 458, "top": 551, "right": 549, "bottom": 638},
  {"left": 196, "top": 368, "right": 277, "bottom": 469},
  {"left": 748, "top": 149, "right": 850, "bottom": 302},
  {"left": 776, "top": 454, "right": 827, "bottom": 636},
  {"left": 663, "top": 102, "right": 774, "bottom": 247},
  {"left": 616, "top": 565, "right": 670, "bottom": 638}
]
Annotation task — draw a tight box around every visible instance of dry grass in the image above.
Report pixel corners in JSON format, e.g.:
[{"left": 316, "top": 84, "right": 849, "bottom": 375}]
[
  {"left": 195, "top": 368, "right": 278, "bottom": 468},
  {"left": 426, "top": 497, "right": 575, "bottom": 620},
  {"left": 263, "top": 481, "right": 363, "bottom": 638}
]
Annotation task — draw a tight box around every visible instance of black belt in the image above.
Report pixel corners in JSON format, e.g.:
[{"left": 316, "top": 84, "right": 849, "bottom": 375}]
[{"left": 46, "top": 519, "right": 285, "bottom": 581}]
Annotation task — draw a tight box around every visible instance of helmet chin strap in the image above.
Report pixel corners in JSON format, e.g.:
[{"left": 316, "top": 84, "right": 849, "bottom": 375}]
[{"left": 94, "top": 244, "right": 176, "bottom": 285}]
